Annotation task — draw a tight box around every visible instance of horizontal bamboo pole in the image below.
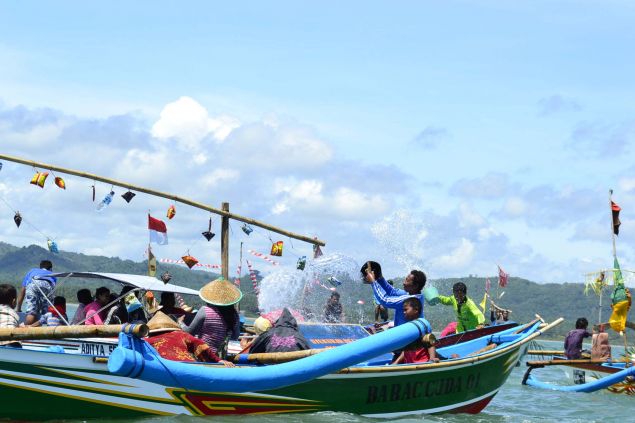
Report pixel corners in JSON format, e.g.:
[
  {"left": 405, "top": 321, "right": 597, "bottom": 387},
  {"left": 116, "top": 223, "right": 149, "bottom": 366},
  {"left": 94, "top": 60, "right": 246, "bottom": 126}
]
[
  {"left": 527, "top": 350, "right": 565, "bottom": 356},
  {"left": 0, "top": 324, "right": 148, "bottom": 341},
  {"left": 232, "top": 348, "right": 325, "bottom": 364},
  {"left": 526, "top": 358, "right": 625, "bottom": 367},
  {"left": 0, "top": 154, "right": 325, "bottom": 247}
]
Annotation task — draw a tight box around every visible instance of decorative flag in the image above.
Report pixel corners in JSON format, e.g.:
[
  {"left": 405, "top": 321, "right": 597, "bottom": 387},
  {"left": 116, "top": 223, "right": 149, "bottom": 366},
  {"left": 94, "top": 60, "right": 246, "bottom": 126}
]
[
  {"left": 202, "top": 217, "right": 215, "bottom": 241},
  {"left": 161, "top": 271, "right": 172, "bottom": 284},
  {"left": 47, "top": 239, "right": 59, "bottom": 253},
  {"left": 270, "top": 241, "right": 284, "bottom": 256},
  {"left": 159, "top": 258, "right": 221, "bottom": 269},
  {"left": 181, "top": 254, "right": 199, "bottom": 269},
  {"left": 313, "top": 242, "right": 323, "bottom": 259},
  {"left": 498, "top": 265, "right": 508, "bottom": 288},
  {"left": 96, "top": 191, "right": 114, "bottom": 212},
  {"left": 241, "top": 223, "right": 253, "bottom": 235},
  {"left": 91, "top": 185, "right": 96, "bottom": 202},
  {"left": 297, "top": 256, "right": 307, "bottom": 270},
  {"left": 13, "top": 212, "right": 22, "bottom": 228},
  {"left": 612, "top": 201, "right": 621, "bottom": 235},
  {"left": 246, "top": 260, "right": 259, "bottom": 294},
  {"left": 234, "top": 263, "right": 242, "bottom": 287},
  {"left": 167, "top": 205, "right": 176, "bottom": 220},
  {"left": 148, "top": 246, "right": 157, "bottom": 277},
  {"left": 54, "top": 176, "right": 66, "bottom": 189},
  {"left": 148, "top": 214, "right": 168, "bottom": 245},
  {"left": 609, "top": 257, "right": 630, "bottom": 333},
  {"left": 121, "top": 191, "right": 136, "bottom": 203},
  {"left": 247, "top": 249, "right": 280, "bottom": 266},
  {"left": 0, "top": 162, "right": 2, "bottom": 171},
  {"left": 479, "top": 292, "right": 488, "bottom": 312},
  {"left": 30, "top": 171, "right": 49, "bottom": 188},
  {"left": 485, "top": 277, "right": 491, "bottom": 293}
]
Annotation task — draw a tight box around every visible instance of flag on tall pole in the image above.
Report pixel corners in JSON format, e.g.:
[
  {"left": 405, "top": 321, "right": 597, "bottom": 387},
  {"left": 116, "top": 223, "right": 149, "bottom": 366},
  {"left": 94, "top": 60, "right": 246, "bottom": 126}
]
[
  {"left": 148, "top": 214, "right": 168, "bottom": 245},
  {"left": 147, "top": 245, "right": 157, "bottom": 277},
  {"left": 612, "top": 201, "right": 621, "bottom": 235},
  {"left": 498, "top": 265, "right": 508, "bottom": 288}
]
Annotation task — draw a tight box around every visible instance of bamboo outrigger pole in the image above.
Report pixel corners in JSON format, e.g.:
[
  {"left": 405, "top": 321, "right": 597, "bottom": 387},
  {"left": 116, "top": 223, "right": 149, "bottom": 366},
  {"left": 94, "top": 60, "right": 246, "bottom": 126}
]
[{"left": 0, "top": 154, "right": 326, "bottom": 279}]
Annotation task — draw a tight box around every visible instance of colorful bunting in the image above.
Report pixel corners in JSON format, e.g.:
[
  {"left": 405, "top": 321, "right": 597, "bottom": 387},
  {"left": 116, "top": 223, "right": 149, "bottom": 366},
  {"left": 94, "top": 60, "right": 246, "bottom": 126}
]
[
  {"left": 96, "top": 191, "right": 114, "bottom": 212},
  {"left": 181, "top": 254, "right": 199, "bottom": 269},
  {"left": 202, "top": 217, "right": 215, "bottom": 241},
  {"left": 247, "top": 249, "right": 280, "bottom": 266},
  {"left": 13, "top": 212, "right": 22, "bottom": 228},
  {"left": 47, "top": 239, "right": 59, "bottom": 253},
  {"left": 167, "top": 205, "right": 176, "bottom": 220},
  {"left": 30, "top": 171, "right": 49, "bottom": 188},
  {"left": 297, "top": 256, "right": 307, "bottom": 270},
  {"left": 609, "top": 257, "right": 631, "bottom": 333},
  {"left": 121, "top": 191, "right": 136, "bottom": 203},
  {"left": 270, "top": 240, "right": 284, "bottom": 256},
  {"left": 54, "top": 176, "right": 66, "bottom": 189},
  {"left": 612, "top": 201, "right": 621, "bottom": 235},
  {"left": 246, "top": 260, "right": 259, "bottom": 294},
  {"left": 159, "top": 258, "right": 221, "bottom": 269}
]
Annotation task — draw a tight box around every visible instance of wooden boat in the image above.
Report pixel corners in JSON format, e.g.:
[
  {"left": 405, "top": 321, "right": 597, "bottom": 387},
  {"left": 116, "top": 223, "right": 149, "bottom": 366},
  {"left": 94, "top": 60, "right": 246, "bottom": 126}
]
[{"left": 0, "top": 310, "right": 562, "bottom": 419}]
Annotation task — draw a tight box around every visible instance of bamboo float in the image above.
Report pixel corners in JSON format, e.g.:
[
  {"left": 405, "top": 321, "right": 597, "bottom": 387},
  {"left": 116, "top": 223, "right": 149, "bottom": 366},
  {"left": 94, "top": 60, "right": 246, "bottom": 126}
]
[
  {"left": 232, "top": 348, "right": 326, "bottom": 364},
  {"left": 527, "top": 350, "right": 565, "bottom": 356},
  {"left": 0, "top": 324, "right": 148, "bottom": 341},
  {"left": 0, "top": 154, "right": 326, "bottom": 248},
  {"left": 525, "top": 358, "right": 626, "bottom": 368}
]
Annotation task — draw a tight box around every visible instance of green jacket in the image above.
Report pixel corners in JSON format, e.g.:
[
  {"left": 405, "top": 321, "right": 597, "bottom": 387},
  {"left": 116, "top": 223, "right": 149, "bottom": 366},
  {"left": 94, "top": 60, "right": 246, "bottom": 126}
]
[{"left": 437, "top": 295, "right": 485, "bottom": 333}]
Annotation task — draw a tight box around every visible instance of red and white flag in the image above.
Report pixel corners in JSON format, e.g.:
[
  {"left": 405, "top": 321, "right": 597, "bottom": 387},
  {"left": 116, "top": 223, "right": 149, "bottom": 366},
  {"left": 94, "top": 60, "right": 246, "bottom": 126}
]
[
  {"left": 485, "top": 277, "right": 491, "bottom": 293},
  {"left": 148, "top": 214, "right": 168, "bottom": 245},
  {"left": 498, "top": 265, "right": 508, "bottom": 288}
]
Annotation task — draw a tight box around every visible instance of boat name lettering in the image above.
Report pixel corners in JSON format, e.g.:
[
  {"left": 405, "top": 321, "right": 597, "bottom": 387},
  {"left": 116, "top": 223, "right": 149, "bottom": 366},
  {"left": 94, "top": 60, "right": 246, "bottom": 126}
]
[
  {"left": 80, "top": 342, "right": 116, "bottom": 356},
  {"left": 366, "top": 373, "right": 480, "bottom": 403}
]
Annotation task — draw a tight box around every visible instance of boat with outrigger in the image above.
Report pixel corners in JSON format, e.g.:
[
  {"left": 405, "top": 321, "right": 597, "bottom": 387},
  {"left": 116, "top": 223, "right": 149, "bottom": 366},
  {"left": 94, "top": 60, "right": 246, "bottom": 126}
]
[
  {"left": 0, "top": 154, "right": 562, "bottom": 419},
  {"left": 522, "top": 190, "right": 635, "bottom": 394}
]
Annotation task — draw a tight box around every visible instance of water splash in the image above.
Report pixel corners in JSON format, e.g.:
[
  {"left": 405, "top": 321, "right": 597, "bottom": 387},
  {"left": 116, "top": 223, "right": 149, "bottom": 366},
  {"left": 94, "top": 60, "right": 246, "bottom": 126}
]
[
  {"left": 371, "top": 209, "right": 429, "bottom": 274},
  {"left": 257, "top": 252, "right": 372, "bottom": 324}
]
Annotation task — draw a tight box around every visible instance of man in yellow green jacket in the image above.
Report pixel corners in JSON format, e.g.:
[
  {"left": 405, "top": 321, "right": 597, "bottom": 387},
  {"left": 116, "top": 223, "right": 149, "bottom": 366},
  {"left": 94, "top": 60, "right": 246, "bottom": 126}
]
[{"left": 438, "top": 282, "right": 485, "bottom": 333}]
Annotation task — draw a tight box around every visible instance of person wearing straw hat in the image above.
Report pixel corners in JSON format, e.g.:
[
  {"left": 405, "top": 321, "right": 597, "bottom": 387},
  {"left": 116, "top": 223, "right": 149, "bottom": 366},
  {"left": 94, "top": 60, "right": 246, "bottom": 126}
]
[
  {"left": 146, "top": 312, "right": 235, "bottom": 366},
  {"left": 181, "top": 278, "right": 242, "bottom": 356}
]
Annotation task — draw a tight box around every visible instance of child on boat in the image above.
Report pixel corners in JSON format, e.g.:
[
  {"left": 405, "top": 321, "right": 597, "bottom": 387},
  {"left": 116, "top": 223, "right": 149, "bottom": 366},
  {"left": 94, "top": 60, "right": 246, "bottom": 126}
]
[
  {"left": 437, "top": 282, "right": 485, "bottom": 333},
  {"left": 564, "top": 317, "right": 592, "bottom": 359},
  {"left": 393, "top": 297, "right": 439, "bottom": 364},
  {"left": 36, "top": 296, "right": 67, "bottom": 326}
]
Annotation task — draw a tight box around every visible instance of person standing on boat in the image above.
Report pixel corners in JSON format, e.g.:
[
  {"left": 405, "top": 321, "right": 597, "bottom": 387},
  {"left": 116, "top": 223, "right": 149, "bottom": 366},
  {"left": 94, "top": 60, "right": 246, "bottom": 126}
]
[
  {"left": 181, "top": 278, "right": 241, "bottom": 357},
  {"left": 564, "top": 317, "right": 592, "bottom": 359},
  {"left": 0, "top": 284, "right": 21, "bottom": 348},
  {"left": 437, "top": 282, "right": 485, "bottom": 333},
  {"left": 17, "top": 260, "right": 57, "bottom": 325},
  {"left": 362, "top": 261, "right": 426, "bottom": 326}
]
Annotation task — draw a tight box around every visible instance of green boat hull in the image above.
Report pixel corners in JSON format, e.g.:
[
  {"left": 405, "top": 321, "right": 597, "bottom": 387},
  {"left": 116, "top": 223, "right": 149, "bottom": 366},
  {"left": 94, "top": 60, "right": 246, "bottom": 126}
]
[{"left": 0, "top": 341, "right": 524, "bottom": 419}]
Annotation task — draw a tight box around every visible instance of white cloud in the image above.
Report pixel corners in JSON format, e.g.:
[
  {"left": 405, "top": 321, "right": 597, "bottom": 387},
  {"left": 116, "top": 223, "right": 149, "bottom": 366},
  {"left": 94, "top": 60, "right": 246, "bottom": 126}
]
[
  {"left": 151, "top": 96, "right": 240, "bottom": 151},
  {"left": 332, "top": 187, "right": 388, "bottom": 218},
  {"left": 201, "top": 168, "right": 240, "bottom": 188},
  {"left": 458, "top": 202, "right": 485, "bottom": 227},
  {"left": 503, "top": 197, "right": 527, "bottom": 217},
  {"left": 619, "top": 177, "right": 635, "bottom": 193},
  {"left": 430, "top": 238, "right": 475, "bottom": 269}
]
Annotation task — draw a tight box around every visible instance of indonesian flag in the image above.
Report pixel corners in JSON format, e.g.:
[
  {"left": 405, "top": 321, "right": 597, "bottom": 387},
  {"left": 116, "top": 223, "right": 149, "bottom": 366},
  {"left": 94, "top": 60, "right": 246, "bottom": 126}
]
[
  {"left": 148, "top": 214, "right": 168, "bottom": 245},
  {"left": 498, "top": 265, "right": 508, "bottom": 288}
]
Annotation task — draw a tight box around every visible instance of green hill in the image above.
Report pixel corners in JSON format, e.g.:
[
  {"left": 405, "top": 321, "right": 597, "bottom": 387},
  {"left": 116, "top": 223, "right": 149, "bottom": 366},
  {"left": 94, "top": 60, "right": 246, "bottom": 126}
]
[{"left": 0, "top": 242, "right": 616, "bottom": 340}]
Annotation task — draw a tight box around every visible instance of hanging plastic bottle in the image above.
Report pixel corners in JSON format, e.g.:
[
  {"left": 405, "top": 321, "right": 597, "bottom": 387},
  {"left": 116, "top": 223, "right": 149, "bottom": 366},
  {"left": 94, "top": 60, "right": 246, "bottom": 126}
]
[{"left": 97, "top": 191, "right": 115, "bottom": 212}]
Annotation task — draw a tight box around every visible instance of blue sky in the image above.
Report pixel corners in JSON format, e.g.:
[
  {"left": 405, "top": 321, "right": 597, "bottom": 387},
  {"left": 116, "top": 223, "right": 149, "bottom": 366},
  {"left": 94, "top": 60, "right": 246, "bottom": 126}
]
[{"left": 1, "top": 1, "right": 634, "bottom": 284}]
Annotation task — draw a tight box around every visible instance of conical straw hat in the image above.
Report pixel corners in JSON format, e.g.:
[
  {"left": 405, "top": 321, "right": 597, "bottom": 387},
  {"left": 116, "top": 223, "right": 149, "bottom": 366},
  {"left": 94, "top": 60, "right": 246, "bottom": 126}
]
[
  {"left": 147, "top": 311, "right": 181, "bottom": 334},
  {"left": 199, "top": 278, "right": 243, "bottom": 306}
]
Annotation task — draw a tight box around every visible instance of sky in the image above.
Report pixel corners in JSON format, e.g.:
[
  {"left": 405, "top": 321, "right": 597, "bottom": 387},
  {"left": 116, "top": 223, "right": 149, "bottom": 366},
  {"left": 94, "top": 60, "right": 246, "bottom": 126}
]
[{"left": 1, "top": 1, "right": 634, "bottom": 284}]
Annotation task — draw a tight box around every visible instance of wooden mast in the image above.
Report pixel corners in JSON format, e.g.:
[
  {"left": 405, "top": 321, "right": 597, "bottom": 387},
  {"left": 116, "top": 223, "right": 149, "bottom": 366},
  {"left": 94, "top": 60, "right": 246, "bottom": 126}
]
[{"left": 0, "top": 154, "right": 325, "bottom": 247}]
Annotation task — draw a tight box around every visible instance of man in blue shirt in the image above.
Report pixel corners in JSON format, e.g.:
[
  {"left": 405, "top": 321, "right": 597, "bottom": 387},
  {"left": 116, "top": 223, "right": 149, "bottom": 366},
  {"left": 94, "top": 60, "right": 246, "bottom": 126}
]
[
  {"left": 362, "top": 261, "right": 426, "bottom": 327},
  {"left": 17, "top": 260, "right": 57, "bottom": 325}
]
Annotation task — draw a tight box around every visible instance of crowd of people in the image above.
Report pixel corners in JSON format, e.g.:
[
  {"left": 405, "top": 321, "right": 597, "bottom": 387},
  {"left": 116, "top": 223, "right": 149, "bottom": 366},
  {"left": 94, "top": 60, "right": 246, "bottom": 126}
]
[{"left": 1, "top": 257, "right": 523, "bottom": 366}]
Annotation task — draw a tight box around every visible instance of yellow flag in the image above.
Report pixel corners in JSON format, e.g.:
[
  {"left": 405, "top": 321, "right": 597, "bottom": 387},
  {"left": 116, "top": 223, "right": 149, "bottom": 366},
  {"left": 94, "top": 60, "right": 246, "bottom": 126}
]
[
  {"left": 148, "top": 246, "right": 157, "bottom": 277},
  {"left": 479, "top": 292, "right": 488, "bottom": 312}
]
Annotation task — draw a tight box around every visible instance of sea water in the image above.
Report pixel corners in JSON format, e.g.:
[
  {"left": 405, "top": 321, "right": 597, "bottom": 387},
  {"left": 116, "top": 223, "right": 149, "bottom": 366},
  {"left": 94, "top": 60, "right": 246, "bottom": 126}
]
[{"left": 88, "top": 340, "right": 630, "bottom": 423}]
